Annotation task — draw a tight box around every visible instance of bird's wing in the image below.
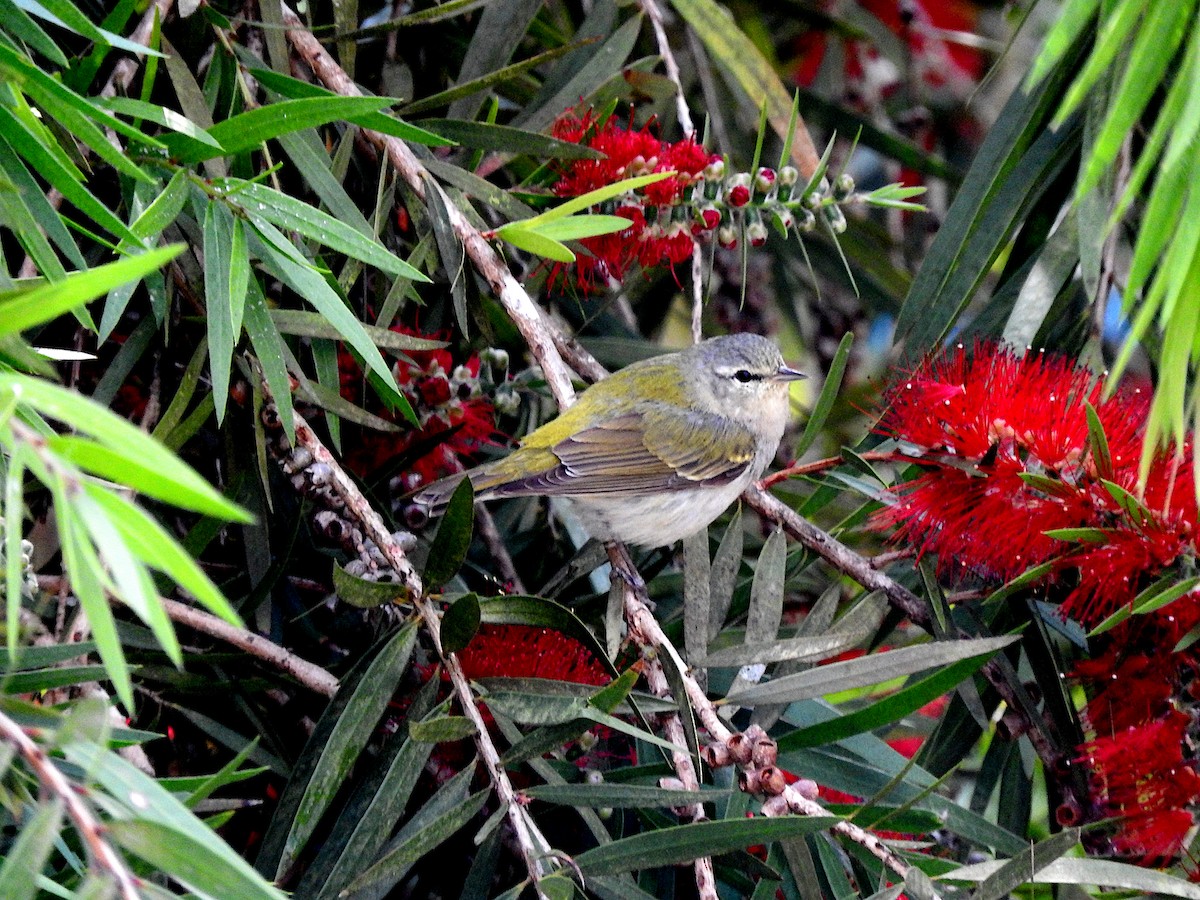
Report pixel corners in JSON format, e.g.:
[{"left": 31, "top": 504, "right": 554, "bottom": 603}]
[{"left": 478, "top": 408, "right": 757, "bottom": 498}]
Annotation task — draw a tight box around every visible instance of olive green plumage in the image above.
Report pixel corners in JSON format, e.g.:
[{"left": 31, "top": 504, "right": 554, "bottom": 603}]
[{"left": 415, "top": 333, "right": 803, "bottom": 547}]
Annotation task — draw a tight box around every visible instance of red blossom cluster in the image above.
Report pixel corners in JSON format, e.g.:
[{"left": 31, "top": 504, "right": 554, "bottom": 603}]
[
  {"left": 339, "top": 326, "right": 497, "bottom": 487},
  {"left": 456, "top": 623, "right": 610, "bottom": 686},
  {"left": 878, "top": 340, "right": 1200, "bottom": 866},
  {"left": 1070, "top": 608, "right": 1200, "bottom": 864},
  {"left": 550, "top": 109, "right": 721, "bottom": 291},
  {"left": 876, "top": 341, "right": 1196, "bottom": 626}
]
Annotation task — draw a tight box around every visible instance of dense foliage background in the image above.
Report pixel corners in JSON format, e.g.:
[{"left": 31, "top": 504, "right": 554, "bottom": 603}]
[{"left": 4, "top": 0, "right": 1200, "bottom": 897}]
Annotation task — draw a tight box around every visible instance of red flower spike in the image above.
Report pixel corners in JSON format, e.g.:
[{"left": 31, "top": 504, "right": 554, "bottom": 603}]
[
  {"left": 877, "top": 341, "right": 1198, "bottom": 627},
  {"left": 548, "top": 110, "right": 722, "bottom": 292},
  {"left": 457, "top": 624, "right": 609, "bottom": 686}
]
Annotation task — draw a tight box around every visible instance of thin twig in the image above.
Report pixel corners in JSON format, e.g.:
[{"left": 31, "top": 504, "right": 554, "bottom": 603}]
[
  {"left": 758, "top": 450, "right": 896, "bottom": 488},
  {"left": 639, "top": 0, "right": 693, "bottom": 137},
  {"left": 607, "top": 544, "right": 717, "bottom": 900},
  {"left": 0, "top": 708, "right": 142, "bottom": 900},
  {"left": 161, "top": 599, "right": 340, "bottom": 697}
]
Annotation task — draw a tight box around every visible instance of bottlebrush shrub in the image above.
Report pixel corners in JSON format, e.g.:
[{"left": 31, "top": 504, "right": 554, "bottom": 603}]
[{"left": 877, "top": 340, "right": 1200, "bottom": 865}]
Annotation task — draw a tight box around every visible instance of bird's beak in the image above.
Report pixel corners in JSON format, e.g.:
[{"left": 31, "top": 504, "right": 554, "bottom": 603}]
[{"left": 774, "top": 365, "right": 807, "bottom": 382}]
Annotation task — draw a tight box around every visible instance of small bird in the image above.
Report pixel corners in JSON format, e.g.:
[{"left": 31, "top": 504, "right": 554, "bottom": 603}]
[{"left": 414, "top": 333, "right": 804, "bottom": 548}]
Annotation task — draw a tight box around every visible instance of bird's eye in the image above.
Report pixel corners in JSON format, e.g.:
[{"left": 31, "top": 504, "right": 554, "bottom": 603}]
[{"left": 733, "top": 369, "right": 757, "bottom": 383}]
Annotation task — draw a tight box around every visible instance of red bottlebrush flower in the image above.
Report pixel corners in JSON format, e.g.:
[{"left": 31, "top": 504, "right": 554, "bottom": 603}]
[
  {"left": 877, "top": 341, "right": 1198, "bottom": 627},
  {"left": 1078, "top": 709, "right": 1200, "bottom": 864},
  {"left": 339, "top": 326, "right": 498, "bottom": 487},
  {"left": 457, "top": 623, "right": 609, "bottom": 686},
  {"left": 548, "top": 109, "right": 721, "bottom": 292}
]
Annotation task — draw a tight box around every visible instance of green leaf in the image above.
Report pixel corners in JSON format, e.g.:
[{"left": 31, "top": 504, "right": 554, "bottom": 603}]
[
  {"left": 0, "top": 245, "right": 184, "bottom": 338},
  {"left": 1089, "top": 575, "right": 1200, "bottom": 636},
  {"left": 0, "top": 104, "right": 141, "bottom": 246},
  {"left": 776, "top": 652, "right": 999, "bottom": 751},
  {"left": 269, "top": 309, "right": 445, "bottom": 352},
  {"left": 942, "top": 856, "right": 1200, "bottom": 898},
  {"left": 724, "top": 636, "right": 1018, "bottom": 706},
  {"left": 342, "top": 787, "right": 490, "bottom": 896},
  {"left": 423, "top": 478, "right": 474, "bottom": 588},
  {"left": 975, "top": 828, "right": 1081, "bottom": 900},
  {"left": 494, "top": 225, "right": 576, "bottom": 262},
  {"left": 1024, "top": 0, "right": 1101, "bottom": 88},
  {"left": 708, "top": 506, "right": 743, "bottom": 640},
  {"left": 11, "top": 0, "right": 167, "bottom": 57},
  {"left": 204, "top": 201, "right": 238, "bottom": 424},
  {"left": 277, "top": 624, "right": 418, "bottom": 875},
  {"left": 793, "top": 333, "right": 850, "bottom": 458},
  {"left": 226, "top": 180, "right": 430, "bottom": 281},
  {"left": 241, "top": 278, "right": 295, "bottom": 444},
  {"left": 683, "top": 528, "right": 711, "bottom": 665},
  {"left": 0, "top": 374, "right": 253, "bottom": 524},
  {"left": 522, "top": 214, "right": 635, "bottom": 242},
  {"left": 441, "top": 592, "right": 481, "bottom": 654},
  {"left": 574, "top": 815, "right": 840, "bottom": 876},
  {"left": 333, "top": 561, "right": 411, "bottom": 608},
  {"left": 246, "top": 68, "right": 453, "bottom": 146},
  {"left": 699, "top": 629, "right": 869, "bottom": 669},
  {"left": 409, "top": 715, "right": 477, "bottom": 742},
  {"left": 247, "top": 221, "right": 402, "bottom": 399},
  {"left": 415, "top": 119, "right": 602, "bottom": 158},
  {"left": 298, "top": 710, "right": 437, "bottom": 900},
  {"left": 518, "top": 172, "right": 672, "bottom": 227},
  {"left": 0, "top": 42, "right": 156, "bottom": 183},
  {"left": 0, "top": 796, "right": 61, "bottom": 900},
  {"left": 1077, "top": 0, "right": 1194, "bottom": 196},
  {"left": 108, "top": 820, "right": 285, "bottom": 900},
  {"left": 98, "top": 96, "right": 221, "bottom": 146},
  {"left": 523, "top": 783, "right": 730, "bottom": 808},
  {"left": 168, "top": 96, "right": 395, "bottom": 163}
]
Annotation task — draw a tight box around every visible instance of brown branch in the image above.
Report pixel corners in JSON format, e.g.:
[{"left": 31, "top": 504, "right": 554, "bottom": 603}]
[
  {"left": 607, "top": 544, "right": 717, "bottom": 900},
  {"left": 161, "top": 599, "right": 340, "bottom": 697},
  {"left": 0, "top": 708, "right": 142, "bottom": 900}
]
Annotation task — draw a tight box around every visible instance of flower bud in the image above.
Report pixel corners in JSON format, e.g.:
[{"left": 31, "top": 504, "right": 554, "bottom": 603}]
[
  {"left": 755, "top": 167, "right": 777, "bottom": 193},
  {"left": 803, "top": 190, "right": 823, "bottom": 210},
  {"left": 703, "top": 158, "right": 726, "bottom": 180},
  {"left": 717, "top": 225, "right": 739, "bottom": 249},
  {"left": 768, "top": 204, "right": 794, "bottom": 232},
  {"left": 727, "top": 184, "right": 751, "bottom": 208},
  {"left": 799, "top": 208, "right": 817, "bottom": 232},
  {"left": 695, "top": 205, "right": 721, "bottom": 231},
  {"left": 824, "top": 204, "right": 847, "bottom": 234},
  {"left": 746, "top": 220, "right": 768, "bottom": 247},
  {"left": 778, "top": 165, "right": 799, "bottom": 187},
  {"left": 482, "top": 347, "right": 509, "bottom": 370},
  {"left": 833, "top": 172, "right": 855, "bottom": 200}
]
